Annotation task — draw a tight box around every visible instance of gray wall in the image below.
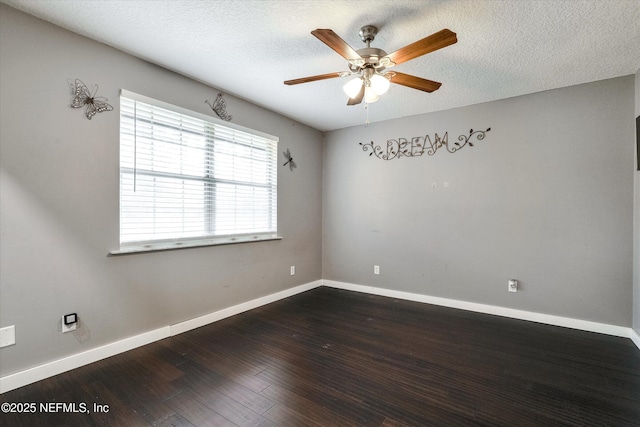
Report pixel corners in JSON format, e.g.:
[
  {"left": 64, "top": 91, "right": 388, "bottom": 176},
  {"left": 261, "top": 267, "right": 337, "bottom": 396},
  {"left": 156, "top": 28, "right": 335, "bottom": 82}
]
[
  {"left": 1, "top": 2, "right": 637, "bottom": 381},
  {"left": 0, "top": 4, "right": 323, "bottom": 377},
  {"left": 323, "top": 76, "right": 635, "bottom": 327},
  {"left": 634, "top": 68, "right": 640, "bottom": 333}
]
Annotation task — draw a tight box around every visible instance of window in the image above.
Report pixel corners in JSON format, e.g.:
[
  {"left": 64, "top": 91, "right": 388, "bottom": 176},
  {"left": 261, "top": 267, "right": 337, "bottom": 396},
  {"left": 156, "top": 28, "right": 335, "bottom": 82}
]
[{"left": 115, "top": 90, "right": 278, "bottom": 253}]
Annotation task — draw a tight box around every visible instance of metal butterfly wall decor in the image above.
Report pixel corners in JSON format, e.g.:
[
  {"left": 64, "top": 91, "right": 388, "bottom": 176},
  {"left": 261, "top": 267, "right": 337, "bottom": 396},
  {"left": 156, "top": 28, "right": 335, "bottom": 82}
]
[
  {"left": 205, "top": 93, "right": 232, "bottom": 121},
  {"left": 283, "top": 148, "right": 297, "bottom": 171},
  {"left": 69, "top": 79, "right": 113, "bottom": 120}
]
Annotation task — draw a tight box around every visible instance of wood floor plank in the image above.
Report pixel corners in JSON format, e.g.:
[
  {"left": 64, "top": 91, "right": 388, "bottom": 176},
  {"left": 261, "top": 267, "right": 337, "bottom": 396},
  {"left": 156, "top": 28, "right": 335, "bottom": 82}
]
[
  {"left": 2, "top": 286, "right": 639, "bottom": 426},
  {"left": 163, "top": 389, "right": 238, "bottom": 427},
  {"left": 79, "top": 379, "right": 151, "bottom": 426},
  {"left": 261, "top": 402, "right": 326, "bottom": 427},
  {"left": 260, "top": 383, "right": 367, "bottom": 427},
  {"left": 162, "top": 333, "right": 272, "bottom": 393},
  {"left": 379, "top": 417, "right": 413, "bottom": 427},
  {"left": 78, "top": 346, "right": 184, "bottom": 424},
  {"left": 154, "top": 413, "right": 197, "bottom": 427},
  {"left": 171, "top": 361, "right": 274, "bottom": 427}
]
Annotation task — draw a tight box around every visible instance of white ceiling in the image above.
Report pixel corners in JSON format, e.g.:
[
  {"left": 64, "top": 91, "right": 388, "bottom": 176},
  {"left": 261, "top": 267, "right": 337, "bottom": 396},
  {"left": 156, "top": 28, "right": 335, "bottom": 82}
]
[{"left": 2, "top": 0, "right": 639, "bottom": 131}]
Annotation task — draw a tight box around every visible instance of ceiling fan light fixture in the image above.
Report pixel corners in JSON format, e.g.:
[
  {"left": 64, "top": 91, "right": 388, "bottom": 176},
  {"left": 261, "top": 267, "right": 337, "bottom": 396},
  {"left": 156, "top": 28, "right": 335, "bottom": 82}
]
[
  {"left": 285, "top": 26, "right": 457, "bottom": 109},
  {"left": 343, "top": 77, "right": 363, "bottom": 99},
  {"left": 370, "top": 73, "right": 391, "bottom": 96}
]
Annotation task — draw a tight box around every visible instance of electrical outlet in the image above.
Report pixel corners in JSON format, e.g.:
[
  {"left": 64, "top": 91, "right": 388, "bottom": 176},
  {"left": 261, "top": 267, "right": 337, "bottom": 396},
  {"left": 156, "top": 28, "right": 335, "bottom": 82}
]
[
  {"left": 508, "top": 279, "right": 518, "bottom": 293},
  {"left": 374, "top": 265, "right": 380, "bottom": 275},
  {"left": 0, "top": 325, "right": 16, "bottom": 348},
  {"left": 290, "top": 266, "right": 295, "bottom": 276}
]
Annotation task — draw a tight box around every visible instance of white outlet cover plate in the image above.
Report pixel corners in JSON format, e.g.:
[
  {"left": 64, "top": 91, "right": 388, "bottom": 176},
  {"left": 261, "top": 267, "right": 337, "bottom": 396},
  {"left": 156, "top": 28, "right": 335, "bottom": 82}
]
[
  {"left": 0, "top": 325, "right": 16, "bottom": 347},
  {"left": 61, "top": 317, "right": 77, "bottom": 333}
]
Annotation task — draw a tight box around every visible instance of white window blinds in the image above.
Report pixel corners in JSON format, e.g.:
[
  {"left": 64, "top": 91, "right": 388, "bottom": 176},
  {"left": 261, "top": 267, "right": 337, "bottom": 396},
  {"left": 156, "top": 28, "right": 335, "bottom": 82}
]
[{"left": 118, "top": 90, "right": 278, "bottom": 250}]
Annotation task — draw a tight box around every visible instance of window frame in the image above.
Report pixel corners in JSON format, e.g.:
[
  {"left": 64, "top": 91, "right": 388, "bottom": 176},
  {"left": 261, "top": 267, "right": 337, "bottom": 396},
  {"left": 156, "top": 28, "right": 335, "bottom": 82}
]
[{"left": 110, "top": 90, "right": 280, "bottom": 256}]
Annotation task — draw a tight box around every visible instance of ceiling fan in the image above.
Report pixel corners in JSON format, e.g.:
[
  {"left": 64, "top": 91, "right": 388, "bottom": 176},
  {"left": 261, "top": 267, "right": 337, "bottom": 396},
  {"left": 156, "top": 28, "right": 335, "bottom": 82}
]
[{"left": 284, "top": 25, "right": 457, "bottom": 105}]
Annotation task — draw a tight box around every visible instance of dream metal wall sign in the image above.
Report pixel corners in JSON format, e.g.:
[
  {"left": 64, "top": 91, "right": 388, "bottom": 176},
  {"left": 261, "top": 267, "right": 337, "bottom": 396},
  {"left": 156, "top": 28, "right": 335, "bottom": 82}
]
[{"left": 359, "top": 128, "right": 491, "bottom": 160}]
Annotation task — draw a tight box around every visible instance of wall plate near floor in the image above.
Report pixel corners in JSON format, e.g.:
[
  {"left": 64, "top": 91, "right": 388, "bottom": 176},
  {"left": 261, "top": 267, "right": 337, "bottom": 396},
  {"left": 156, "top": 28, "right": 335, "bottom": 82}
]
[
  {"left": 0, "top": 325, "right": 16, "bottom": 347},
  {"left": 62, "top": 313, "right": 78, "bottom": 333}
]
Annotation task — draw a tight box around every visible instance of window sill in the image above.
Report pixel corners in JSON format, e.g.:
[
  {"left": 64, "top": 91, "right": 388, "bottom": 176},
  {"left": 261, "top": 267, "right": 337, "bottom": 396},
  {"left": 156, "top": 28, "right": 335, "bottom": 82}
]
[{"left": 108, "top": 235, "right": 282, "bottom": 256}]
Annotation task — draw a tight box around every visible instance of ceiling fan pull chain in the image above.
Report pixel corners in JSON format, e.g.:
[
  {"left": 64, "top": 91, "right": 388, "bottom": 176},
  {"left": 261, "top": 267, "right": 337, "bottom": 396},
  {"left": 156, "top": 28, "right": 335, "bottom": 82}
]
[{"left": 365, "top": 102, "right": 370, "bottom": 126}]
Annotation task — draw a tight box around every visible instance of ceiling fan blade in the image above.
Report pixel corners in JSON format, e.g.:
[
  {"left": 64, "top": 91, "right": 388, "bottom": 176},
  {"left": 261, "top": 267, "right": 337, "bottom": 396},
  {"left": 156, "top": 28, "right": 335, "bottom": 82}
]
[
  {"left": 347, "top": 84, "right": 365, "bottom": 105},
  {"left": 284, "top": 72, "right": 343, "bottom": 85},
  {"left": 311, "top": 29, "right": 362, "bottom": 61},
  {"left": 390, "top": 72, "right": 442, "bottom": 92},
  {"left": 385, "top": 29, "right": 457, "bottom": 66}
]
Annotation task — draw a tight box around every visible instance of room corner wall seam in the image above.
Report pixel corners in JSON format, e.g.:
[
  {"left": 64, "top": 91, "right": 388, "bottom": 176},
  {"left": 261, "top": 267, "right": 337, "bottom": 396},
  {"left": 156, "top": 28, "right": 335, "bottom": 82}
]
[{"left": 169, "top": 280, "right": 322, "bottom": 336}]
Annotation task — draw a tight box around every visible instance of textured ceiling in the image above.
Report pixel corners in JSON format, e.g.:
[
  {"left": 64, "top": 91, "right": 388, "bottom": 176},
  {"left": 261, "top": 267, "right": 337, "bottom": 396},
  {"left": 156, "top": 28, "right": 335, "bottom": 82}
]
[{"left": 2, "top": 0, "right": 639, "bottom": 131}]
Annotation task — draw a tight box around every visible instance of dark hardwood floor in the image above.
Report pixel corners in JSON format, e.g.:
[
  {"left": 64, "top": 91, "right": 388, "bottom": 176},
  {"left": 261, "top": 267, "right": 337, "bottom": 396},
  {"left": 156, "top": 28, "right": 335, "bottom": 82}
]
[{"left": 2, "top": 286, "right": 639, "bottom": 426}]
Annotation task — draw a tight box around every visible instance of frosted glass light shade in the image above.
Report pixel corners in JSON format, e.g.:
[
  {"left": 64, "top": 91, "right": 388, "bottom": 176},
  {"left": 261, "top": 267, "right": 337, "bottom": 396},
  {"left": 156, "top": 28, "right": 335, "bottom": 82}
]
[
  {"left": 370, "top": 73, "right": 390, "bottom": 95},
  {"left": 343, "top": 78, "right": 363, "bottom": 98},
  {"left": 364, "top": 86, "right": 379, "bottom": 103}
]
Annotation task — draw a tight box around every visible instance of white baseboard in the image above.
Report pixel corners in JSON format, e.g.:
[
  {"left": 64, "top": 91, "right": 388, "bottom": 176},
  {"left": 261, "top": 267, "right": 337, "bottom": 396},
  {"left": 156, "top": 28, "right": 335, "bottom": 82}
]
[
  {"left": 0, "top": 326, "right": 170, "bottom": 394},
  {"left": 0, "top": 281, "right": 321, "bottom": 394},
  {"left": 2, "top": 279, "right": 636, "bottom": 394},
  {"left": 631, "top": 329, "right": 640, "bottom": 350},
  {"left": 169, "top": 280, "right": 321, "bottom": 336},
  {"left": 323, "top": 280, "right": 635, "bottom": 340}
]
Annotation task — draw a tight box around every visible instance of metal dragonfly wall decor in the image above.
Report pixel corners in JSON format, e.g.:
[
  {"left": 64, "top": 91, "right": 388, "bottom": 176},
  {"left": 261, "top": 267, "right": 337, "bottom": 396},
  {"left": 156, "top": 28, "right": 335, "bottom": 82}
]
[{"left": 282, "top": 148, "right": 297, "bottom": 171}]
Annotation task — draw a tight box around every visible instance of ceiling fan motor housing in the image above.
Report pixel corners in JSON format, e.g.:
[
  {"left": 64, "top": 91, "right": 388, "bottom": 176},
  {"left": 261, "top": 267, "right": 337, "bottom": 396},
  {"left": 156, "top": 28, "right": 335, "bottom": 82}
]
[
  {"left": 353, "top": 26, "right": 391, "bottom": 72},
  {"left": 356, "top": 47, "right": 388, "bottom": 68}
]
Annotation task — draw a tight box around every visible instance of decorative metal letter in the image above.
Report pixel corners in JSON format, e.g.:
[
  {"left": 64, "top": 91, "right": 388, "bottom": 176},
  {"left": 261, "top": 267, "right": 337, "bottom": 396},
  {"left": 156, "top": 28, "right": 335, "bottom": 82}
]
[{"left": 360, "top": 127, "right": 491, "bottom": 160}]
